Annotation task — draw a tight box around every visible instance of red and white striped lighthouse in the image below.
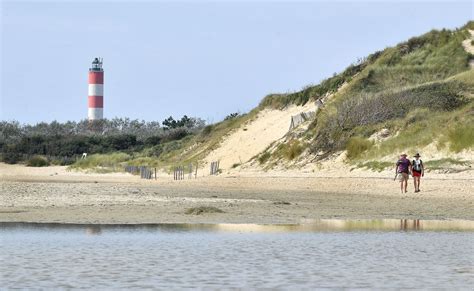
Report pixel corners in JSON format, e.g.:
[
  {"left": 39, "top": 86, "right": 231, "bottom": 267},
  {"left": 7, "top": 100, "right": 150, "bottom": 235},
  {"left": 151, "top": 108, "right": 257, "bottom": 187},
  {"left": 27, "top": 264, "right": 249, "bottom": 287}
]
[{"left": 88, "top": 57, "right": 104, "bottom": 120}]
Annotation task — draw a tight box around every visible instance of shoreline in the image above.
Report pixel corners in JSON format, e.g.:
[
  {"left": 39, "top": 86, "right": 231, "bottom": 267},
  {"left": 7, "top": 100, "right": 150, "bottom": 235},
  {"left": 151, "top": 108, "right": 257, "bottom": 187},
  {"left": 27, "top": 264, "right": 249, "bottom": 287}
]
[
  {"left": 1, "top": 164, "right": 473, "bottom": 224},
  {"left": 3, "top": 219, "right": 474, "bottom": 234}
]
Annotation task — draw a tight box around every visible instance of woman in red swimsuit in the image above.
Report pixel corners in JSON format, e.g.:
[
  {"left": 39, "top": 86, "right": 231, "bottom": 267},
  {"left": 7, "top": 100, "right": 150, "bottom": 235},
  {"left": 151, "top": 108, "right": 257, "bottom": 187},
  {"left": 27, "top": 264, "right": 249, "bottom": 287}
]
[{"left": 412, "top": 153, "right": 424, "bottom": 193}]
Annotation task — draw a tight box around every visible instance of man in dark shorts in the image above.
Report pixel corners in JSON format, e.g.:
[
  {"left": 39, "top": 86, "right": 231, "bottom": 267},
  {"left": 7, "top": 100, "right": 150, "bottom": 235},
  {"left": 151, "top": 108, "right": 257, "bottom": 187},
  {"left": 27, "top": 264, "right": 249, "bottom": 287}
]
[
  {"left": 412, "top": 153, "right": 424, "bottom": 192},
  {"left": 395, "top": 154, "right": 412, "bottom": 193}
]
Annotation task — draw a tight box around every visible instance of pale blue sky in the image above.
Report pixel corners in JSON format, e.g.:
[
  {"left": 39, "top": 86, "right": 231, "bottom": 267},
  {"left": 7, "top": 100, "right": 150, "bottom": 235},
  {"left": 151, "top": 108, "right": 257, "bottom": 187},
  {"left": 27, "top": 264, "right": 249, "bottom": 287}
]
[{"left": 1, "top": 1, "right": 472, "bottom": 124}]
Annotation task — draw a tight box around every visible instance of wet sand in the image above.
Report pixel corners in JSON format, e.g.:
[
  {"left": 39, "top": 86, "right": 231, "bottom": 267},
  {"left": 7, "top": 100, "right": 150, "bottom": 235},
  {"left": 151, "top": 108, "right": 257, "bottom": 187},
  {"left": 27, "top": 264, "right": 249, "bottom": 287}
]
[{"left": 0, "top": 164, "right": 473, "bottom": 224}]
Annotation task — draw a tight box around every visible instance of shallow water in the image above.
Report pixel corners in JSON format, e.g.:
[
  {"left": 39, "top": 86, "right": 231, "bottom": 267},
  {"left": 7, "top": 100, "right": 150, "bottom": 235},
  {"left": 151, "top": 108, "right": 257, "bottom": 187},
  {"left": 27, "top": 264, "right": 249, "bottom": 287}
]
[{"left": 1, "top": 220, "right": 473, "bottom": 289}]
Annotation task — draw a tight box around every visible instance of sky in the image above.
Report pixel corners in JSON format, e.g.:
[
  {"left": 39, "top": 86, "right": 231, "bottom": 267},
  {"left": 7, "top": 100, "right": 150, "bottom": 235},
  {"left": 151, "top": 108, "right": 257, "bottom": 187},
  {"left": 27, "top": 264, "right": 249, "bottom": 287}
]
[{"left": 1, "top": 0, "right": 472, "bottom": 124}]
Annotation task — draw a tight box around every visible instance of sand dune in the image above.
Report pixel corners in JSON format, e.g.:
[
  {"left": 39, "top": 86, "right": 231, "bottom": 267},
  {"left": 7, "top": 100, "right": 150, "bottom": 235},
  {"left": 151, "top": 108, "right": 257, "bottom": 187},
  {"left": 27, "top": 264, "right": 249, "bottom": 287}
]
[{"left": 204, "top": 102, "right": 316, "bottom": 170}]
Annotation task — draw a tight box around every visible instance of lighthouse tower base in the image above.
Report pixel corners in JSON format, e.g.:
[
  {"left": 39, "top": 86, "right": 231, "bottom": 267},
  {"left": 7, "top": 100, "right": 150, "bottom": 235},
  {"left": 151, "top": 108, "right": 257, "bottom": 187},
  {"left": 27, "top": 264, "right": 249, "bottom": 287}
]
[{"left": 88, "top": 108, "right": 103, "bottom": 120}]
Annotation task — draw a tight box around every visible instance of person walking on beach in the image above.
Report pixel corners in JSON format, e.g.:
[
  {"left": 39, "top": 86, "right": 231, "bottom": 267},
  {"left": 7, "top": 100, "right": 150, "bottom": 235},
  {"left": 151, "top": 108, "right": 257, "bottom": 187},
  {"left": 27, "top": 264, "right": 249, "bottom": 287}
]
[
  {"left": 395, "top": 154, "right": 412, "bottom": 193},
  {"left": 412, "top": 153, "right": 424, "bottom": 192}
]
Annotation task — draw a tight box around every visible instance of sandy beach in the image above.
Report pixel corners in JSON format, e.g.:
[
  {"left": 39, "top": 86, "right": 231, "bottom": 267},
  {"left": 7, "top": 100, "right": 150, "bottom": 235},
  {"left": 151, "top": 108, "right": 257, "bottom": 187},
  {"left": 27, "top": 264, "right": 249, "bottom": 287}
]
[{"left": 0, "top": 163, "right": 473, "bottom": 224}]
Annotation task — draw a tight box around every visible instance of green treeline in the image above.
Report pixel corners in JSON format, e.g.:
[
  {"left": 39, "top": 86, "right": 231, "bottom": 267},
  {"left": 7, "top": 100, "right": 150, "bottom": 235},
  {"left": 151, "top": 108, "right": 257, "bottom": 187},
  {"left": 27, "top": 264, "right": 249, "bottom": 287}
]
[{"left": 0, "top": 116, "right": 204, "bottom": 165}]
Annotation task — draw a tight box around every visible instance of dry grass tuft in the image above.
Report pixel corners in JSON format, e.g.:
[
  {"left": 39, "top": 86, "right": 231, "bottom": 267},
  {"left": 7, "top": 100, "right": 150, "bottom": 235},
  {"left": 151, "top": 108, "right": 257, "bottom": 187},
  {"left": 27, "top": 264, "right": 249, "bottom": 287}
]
[{"left": 185, "top": 206, "right": 225, "bottom": 215}]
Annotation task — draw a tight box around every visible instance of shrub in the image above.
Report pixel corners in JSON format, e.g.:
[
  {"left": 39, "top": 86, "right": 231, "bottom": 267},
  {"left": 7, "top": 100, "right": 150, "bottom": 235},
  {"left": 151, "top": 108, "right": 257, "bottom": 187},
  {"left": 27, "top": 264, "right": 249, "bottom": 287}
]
[
  {"left": 144, "top": 135, "right": 162, "bottom": 146},
  {"left": 162, "top": 128, "right": 188, "bottom": 142},
  {"left": 26, "top": 156, "right": 50, "bottom": 167},
  {"left": 161, "top": 139, "right": 184, "bottom": 153},
  {"left": 104, "top": 134, "right": 139, "bottom": 151},
  {"left": 259, "top": 93, "right": 291, "bottom": 109},
  {"left": 283, "top": 140, "right": 304, "bottom": 160},
  {"left": 144, "top": 144, "right": 163, "bottom": 157},
  {"left": 346, "top": 137, "right": 374, "bottom": 160},
  {"left": 447, "top": 124, "right": 474, "bottom": 152},
  {"left": 49, "top": 157, "right": 76, "bottom": 166},
  {"left": 1, "top": 152, "right": 21, "bottom": 164},
  {"left": 404, "top": 109, "right": 430, "bottom": 125},
  {"left": 224, "top": 113, "right": 240, "bottom": 120},
  {"left": 258, "top": 151, "right": 271, "bottom": 164},
  {"left": 185, "top": 206, "right": 224, "bottom": 215},
  {"left": 201, "top": 125, "right": 214, "bottom": 136},
  {"left": 273, "top": 201, "right": 291, "bottom": 205},
  {"left": 70, "top": 152, "right": 130, "bottom": 170},
  {"left": 162, "top": 115, "right": 197, "bottom": 130}
]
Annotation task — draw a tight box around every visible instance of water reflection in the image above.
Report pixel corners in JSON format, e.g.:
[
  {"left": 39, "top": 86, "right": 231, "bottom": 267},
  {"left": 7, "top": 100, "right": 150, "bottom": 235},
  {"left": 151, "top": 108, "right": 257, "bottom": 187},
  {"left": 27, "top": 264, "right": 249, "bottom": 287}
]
[
  {"left": 1, "top": 220, "right": 473, "bottom": 289},
  {"left": 400, "top": 219, "right": 421, "bottom": 231},
  {"left": 1, "top": 219, "right": 473, "bottom": 234},
  {"left": 85, "top": 226, "right": 102, "bottom": 235}
]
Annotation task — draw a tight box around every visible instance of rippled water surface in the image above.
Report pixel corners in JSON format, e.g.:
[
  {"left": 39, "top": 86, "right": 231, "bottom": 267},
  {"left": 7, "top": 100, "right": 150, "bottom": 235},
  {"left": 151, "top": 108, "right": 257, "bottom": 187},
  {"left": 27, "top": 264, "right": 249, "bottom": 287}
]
[{"left": 1, "top": 221, "right": 473, "bottom": 289}]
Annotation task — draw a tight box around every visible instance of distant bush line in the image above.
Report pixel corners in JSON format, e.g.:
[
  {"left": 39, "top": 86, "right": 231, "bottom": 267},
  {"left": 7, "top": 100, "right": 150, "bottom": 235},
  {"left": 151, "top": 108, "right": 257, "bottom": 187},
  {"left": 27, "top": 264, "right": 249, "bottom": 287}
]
[{"left": 0, "top": 116, "right": 205, "bottom": 164}]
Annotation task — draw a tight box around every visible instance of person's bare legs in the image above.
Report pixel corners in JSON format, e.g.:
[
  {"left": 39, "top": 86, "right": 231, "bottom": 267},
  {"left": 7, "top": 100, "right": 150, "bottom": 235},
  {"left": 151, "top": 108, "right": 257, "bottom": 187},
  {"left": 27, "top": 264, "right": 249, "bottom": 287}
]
[
  {"left": 404, "top": 174, "right": 408, "bottom": 193},
  {"left": 400, "top": 176, "right": 405, "bottom": 193},
  {"left": 400, "top": 173, "right": 408, "bottom": 193},
  {"left": 413, "top": 176, "right": 418, "bottom": 192}
]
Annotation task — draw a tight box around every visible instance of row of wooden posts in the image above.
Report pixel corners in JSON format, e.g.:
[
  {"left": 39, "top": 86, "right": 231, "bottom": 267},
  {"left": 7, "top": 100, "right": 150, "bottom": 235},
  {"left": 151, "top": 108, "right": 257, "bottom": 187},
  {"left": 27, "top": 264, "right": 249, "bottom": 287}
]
[
  {"left": 173, "top": 164, "right": 191, "bottom": 180},
  {"left": 173, "top": 161, "right": 220, "bottom": 180},
  {"left": 210, "top": 161, "right": 220, "bottom": 175},
  {"left": 124, "top": 165, "right": 156, "bottom": 180},
  {"left": 124, "top": 161, "right": 219, "bottom": 181}
]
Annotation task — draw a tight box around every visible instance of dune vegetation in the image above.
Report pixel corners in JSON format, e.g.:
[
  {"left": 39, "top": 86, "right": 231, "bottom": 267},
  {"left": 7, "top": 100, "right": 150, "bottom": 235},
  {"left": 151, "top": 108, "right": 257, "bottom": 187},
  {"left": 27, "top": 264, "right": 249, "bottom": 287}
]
[{"left": 259, "top": 22, "right": 474, "bottom": 169}]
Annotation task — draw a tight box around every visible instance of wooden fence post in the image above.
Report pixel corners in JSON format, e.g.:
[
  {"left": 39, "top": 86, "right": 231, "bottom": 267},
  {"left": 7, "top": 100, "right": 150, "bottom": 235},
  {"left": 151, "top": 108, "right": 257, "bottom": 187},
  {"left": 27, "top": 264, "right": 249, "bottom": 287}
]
[{"left": 209, "top": 161, "right": 219, "bottom": 176}]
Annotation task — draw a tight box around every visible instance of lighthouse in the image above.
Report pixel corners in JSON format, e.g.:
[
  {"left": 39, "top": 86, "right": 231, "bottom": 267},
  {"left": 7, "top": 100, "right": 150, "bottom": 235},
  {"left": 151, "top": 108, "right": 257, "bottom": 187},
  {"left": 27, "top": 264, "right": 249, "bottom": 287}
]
[{"left": 88, "top": 58, "right": 104, "bottom": 120}]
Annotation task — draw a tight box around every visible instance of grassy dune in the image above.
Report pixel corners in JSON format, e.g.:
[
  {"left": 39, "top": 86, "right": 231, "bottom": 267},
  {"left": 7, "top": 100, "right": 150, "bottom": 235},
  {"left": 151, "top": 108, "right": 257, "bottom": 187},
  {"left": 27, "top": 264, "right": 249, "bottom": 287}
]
[{"left": 261, "top": 22, "right": 474, "bottom": 168}]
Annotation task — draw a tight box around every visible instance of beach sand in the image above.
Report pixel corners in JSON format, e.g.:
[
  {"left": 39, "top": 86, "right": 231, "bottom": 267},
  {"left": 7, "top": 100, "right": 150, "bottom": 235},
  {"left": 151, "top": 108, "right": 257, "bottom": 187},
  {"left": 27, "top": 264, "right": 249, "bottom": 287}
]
[{"left": 1, "top": 163, "right": 473, "bottom": 224}]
